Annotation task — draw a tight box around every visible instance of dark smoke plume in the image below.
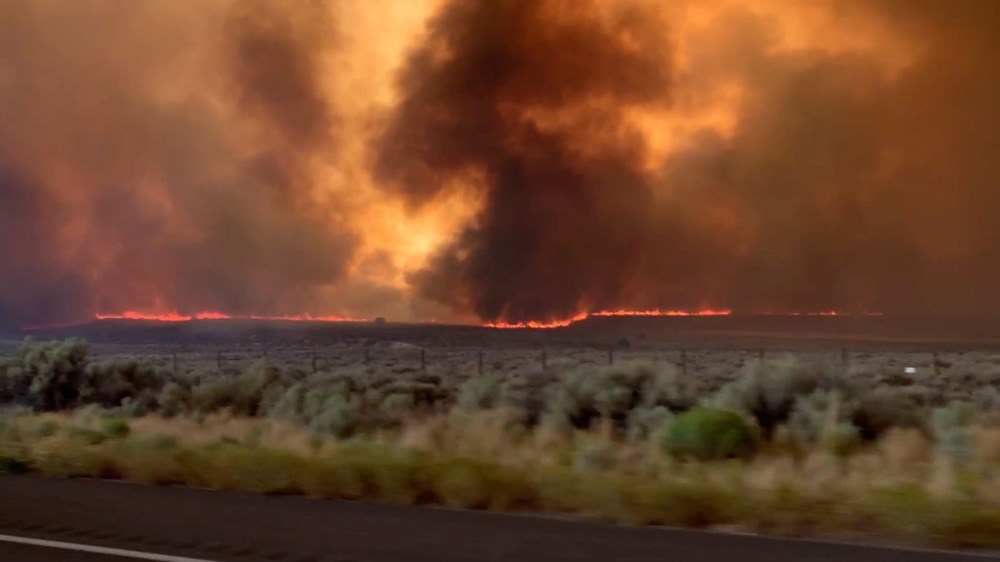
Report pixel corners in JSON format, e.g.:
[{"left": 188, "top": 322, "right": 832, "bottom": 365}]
[
  {"left": 2, "top": 0, "right": 1000, "bottom": 327},
  {"left": 379, "top": 0, "right": 1000, "bottom": 321},
  {"left": 377, "top": 0, "right": 675, "bottom": 322}
]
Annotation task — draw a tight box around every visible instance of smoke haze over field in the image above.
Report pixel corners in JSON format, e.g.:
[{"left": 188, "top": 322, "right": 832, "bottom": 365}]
[{"left": 0, "top": 0, "right": 998, "bottom": 327}]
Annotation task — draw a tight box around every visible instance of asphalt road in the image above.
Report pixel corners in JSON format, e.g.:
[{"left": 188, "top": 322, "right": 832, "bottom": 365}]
[
  {"left": 0, "top": 541, "right": 117, "bottom": 562},
  {"left": 0, "top": 476, "right": 994, "bottom": 562}
]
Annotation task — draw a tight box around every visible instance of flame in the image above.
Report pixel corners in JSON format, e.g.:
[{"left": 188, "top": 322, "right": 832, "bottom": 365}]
[
  {"left": 484, "top": 312, "right": 590, "bottom": 330},
  {"left": 41, "top": 307, "right": 882, "bottom": 331},
  {"left": 591, "top": 309, "right": 733, "bottom": 318},
  {"left": 482, "top": 308, "right": 888, "bottom": 329},
  {"left": 96, "top": 311, "right": 193, "bottom": 322},
  {"left": 484, "top": 309, "right": 732, "bottom": 329},
  {"left": 95, "top": 311, "right": 368, "bottom": 323}
]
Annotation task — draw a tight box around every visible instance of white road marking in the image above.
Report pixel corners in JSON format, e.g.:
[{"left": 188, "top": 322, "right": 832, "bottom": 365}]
[{"left": 0, "top": 533, "right": 220, "bottom": 562}]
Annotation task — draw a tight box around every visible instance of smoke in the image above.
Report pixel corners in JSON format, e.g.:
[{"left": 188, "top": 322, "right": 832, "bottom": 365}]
[
  {"left": 0, "top": 0, "right": 360, "bottom": 326},
  {"left": 377, "top": 0, "right": 1000, "bottom": 321},
  {"left": 376, "top": 0, "right": 675, "bottom": 322},
  {"left": 1, "top": 0, "right": 999, "bottom": 327}
]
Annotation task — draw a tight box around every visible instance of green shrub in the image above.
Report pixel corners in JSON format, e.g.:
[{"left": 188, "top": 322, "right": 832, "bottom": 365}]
[
  {"left": 156, "top": 382, "right": 191, "bottom": 417},
  {"left": 190, "top": 360, "right": 283, "bottom": 417},
  {"left": 705, "top": 358, "right": 825, "bottom": 437},
  {"left": 853, "top": 387, "right": 926, "bottom": 439},
  {"left": 545, "top": 362, "right": 664, "bottom": 432},
  {"left": 101, "top": 418, "right": 131, "bottom": 439},
  {"left": 931, "top": 401, "right": 976, "bottom": 464},
  {"left": 455, "top": 375, "right": 503, "bottom": 411},
  {"left": 82, "top": 360, "right": 164, "bottom": 411},
  {"left": 636, "top": 364, "right": 695, "bottom": 411},
  {"left": 266, "top": 383, "right": 307, "bottom": 423},
  {"left": 381, "top": 393, "right": 416, "bottom": 417},
  {"left": 626, "top": 406, "right": 673, "bottom": 441},
  {"left": 661, "top": 407, "right": 757, "bottom": 460},
  {"left": 310, "top": 394, "right": 361, "bottom": 438},
  {"left": 787, "top": 390, "right": 861, "bottom": 453},
  {"left": 19, "top": 338, "right": 89, "bottom": 411}
]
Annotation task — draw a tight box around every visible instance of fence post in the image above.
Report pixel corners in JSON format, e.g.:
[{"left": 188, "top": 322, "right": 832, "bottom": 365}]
[
  {"left": 477, "top": 350, "right": 484, "bottom": 375},
  {"left": 608, "top": 349, "right": 614, "bottom": 366},
  {"left": 311, "top": 351, "right": 318, "bottom": 373},
  {"left": 216, "top": 351, "right": 222, "bottom": 370},
  {"left": 172, "top": 352, "right": 178, "bottom": 375},
  {"left": 541, "top": 349, "right": 547, "bottom": 371},
  {"left": 420, "top": 348, "right": 426, "bottom": 372}
]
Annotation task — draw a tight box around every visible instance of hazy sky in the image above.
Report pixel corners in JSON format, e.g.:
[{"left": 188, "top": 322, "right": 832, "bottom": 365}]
[{"left": 1, "top": 0, "right": 998, "bottom": 327}]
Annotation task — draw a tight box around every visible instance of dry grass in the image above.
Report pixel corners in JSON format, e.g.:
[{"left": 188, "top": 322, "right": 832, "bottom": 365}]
[{"left": 1, "top": 412, "right": 998, "bottom": 550}]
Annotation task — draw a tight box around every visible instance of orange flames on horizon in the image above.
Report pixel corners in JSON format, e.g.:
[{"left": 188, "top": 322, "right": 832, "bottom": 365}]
[
  {"left": 483, "top": 309, "right": 733, "bottom": 329},
  {"left": 94, "top": 311, "right": 368, "bottom": 323},
  {"left": 16, "top": 308, "right": 883, "bottom": 331},
  {"left": 482, "top": 309, "right": 884, "bottom": 329}
]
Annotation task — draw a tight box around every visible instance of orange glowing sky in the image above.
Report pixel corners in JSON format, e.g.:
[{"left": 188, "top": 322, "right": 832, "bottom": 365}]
[
  {"left": 3, "top": 0, "right": 995, "bottom": 329},
  {"left": 92, "top": 1, "right": 913, "bottom": 324}
]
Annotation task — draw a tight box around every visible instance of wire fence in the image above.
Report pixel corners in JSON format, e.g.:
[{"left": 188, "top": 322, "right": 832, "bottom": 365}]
[{"left": 2, "top": 340, "right": 997, "bottom": 388}]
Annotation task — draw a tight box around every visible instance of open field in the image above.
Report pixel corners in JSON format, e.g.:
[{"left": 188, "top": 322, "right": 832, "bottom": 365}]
[
  {"left": 1, "top": 316, "right": 999, "bottom": 551},
  {"left": 8, "top": 315, "right": 1000, "bottom": 408}
]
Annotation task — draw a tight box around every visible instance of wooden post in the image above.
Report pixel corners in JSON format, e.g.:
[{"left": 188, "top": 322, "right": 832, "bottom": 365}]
[
  {"left": 311, "top": 351, "right": 318, "bottom": 373},
  {"left": 541, "top": 349, "right": 547, "bottom": 371},
  {"left": 477, "top": 350, "right": 484, "bottom": 376},
  {"left": 262, "top": 341, "right": 268, "bottom": 360},
  {"left": 420, "top": 348, "right": 426, "bottom": 372},
  {"left": 172, "top": 352, "right": 178, "bottom": 375},
  {"left": 608, "top": 349, "right": 614, "bottom": 366},
  {"left": 933, "top": 351, "right": 940, "bottom": 377},
  {"left": 680, "top": 349, "right": 688, "bottom": 377},
  {"left": 216, "top": 351, "right": 222, "bottom": 370}
]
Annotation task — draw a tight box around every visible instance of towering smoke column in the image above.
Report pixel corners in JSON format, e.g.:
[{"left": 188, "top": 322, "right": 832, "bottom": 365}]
[
  {"left": 376, "top": 0, "right": 676, "bottom": 323},
  {"left": 378, "top": 0, "right": 1000, "bottom": 323}
]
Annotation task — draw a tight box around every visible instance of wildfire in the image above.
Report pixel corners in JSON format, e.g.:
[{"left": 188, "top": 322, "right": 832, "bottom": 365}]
[
  {"left": 481, "top": 308, "right": 889, "bottom": 329},
  {"left": 591, "top": 309, "right": 733, "bottom": 318},
  {"left": 22, "top": 308, "right": 884, "bottom": 332},
  {"left": 95, "top": 311, "right": 368, "bottom": 323},
  {"left": 484, "top": 309, "right": 732, "bottom": 329},
  {"left": 483, "top": 312, "right": 590, "bottom": 330}
]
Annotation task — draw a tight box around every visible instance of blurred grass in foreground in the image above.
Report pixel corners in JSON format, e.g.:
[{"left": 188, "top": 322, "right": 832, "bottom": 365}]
[{"left": 0, "top": 411, "right": 997, "bottom": 550}]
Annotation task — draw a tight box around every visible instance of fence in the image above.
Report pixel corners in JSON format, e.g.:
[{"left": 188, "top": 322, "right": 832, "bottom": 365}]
[{"left": 0, "top": 341, "right": 986, "bottom": 382}]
